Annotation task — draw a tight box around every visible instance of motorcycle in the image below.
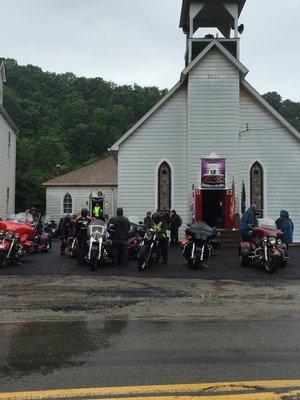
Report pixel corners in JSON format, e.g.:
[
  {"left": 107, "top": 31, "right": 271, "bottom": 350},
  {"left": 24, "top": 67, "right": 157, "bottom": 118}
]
[
  {"left": 67, "top": 236, "right": 78, "bottom": 258},
  {"left": 87, "top": 220, "right": 109, "bottom": 271},
  {"left": 183, "top": 221, "right": 220, "bottom": 269},
  {"left": 137, "top": 228, "right": 161, "bottom": 271},
  {"left": 1, "top": 213, "right": 51, "bottom": 254},
  {"left": 0, "top": 230, "right": 24, "bottom": 267},
  {"left": 239, "top": 223, "right": 288, "bottom": 274},
  {"left": 127, "top": 217, "right": 145, "bottom": 260}
]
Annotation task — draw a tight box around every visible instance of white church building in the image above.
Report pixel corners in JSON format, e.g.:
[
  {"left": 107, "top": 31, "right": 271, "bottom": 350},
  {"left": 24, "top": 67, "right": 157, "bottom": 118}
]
[
  {"left": 0, "top": 58, "right": 17, "bottom": 218},
  {"left": 111, "top": 0, "right": 300, "bottom": 240}
]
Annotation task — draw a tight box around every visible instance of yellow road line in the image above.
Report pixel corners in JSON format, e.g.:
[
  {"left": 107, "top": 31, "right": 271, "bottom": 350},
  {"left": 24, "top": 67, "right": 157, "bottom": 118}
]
[{"left": 0, "top": 381, "right": 299, "bottom": 400}]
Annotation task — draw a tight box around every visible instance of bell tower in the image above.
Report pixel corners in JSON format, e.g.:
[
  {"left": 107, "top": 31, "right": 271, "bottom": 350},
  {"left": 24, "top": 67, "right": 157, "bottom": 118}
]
[{"left": 180, "top": 0, "right": 246, "bottom": 65}]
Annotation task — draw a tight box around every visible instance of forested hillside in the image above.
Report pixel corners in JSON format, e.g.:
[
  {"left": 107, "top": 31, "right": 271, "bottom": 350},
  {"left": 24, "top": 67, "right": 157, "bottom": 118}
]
[
  {"left": 3, "top": 59, "right": 300, "bottom": 212},
  {"left": 3, "top": 59, "right": 167, "bottom": 211}
]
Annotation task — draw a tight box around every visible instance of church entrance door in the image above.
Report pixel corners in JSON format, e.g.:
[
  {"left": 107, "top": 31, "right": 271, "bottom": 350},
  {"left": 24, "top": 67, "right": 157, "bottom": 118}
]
[{"left": 202, "top": 190, "right": 225, "bottom": 228}]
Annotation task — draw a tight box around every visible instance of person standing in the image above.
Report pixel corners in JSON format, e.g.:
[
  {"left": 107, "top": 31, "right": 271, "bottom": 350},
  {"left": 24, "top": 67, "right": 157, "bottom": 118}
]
[
  {"left": 240, "top": 205, "right": 258, "bottom": 241},
  {"left": 170, "top": 210, "right": 182, "bottom": 246},
  {"left": 76, "top": 208, "right": 92, "bottom": 264},
  {"left": 151, "top": 213, "right": 169, "bottom": 264},
  {"left": 276, "top": 210, "right": 294, "bottom": 249},
  {"left": 93, "top": 203, "right": 105, "bottom": 221},
  {"left": 108, "top": 207, "right": 130, "bottom": 265},
  {"left": 143, "top": 211, "right": 152, "bottom": 229},
  {"left": 58, "top": 214, "right": 71, "bottom": 255}
]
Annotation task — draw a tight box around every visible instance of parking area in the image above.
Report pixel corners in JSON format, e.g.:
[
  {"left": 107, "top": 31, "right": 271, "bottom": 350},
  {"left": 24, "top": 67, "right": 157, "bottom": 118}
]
[{"left": 0, "top": 240, "right": 299, "bottom": 281}]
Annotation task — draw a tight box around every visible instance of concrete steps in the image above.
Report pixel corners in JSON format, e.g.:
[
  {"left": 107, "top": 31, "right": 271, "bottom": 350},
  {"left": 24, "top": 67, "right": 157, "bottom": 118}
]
[{"left": 218, "top": 230, "right": 240, "bottom": 247}]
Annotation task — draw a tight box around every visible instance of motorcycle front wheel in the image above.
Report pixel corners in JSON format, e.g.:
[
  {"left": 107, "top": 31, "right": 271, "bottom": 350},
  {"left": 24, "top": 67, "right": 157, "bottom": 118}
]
[
  {"left": 263, "top": 257, "right": 278, "bottom": 274},
  {"left": 0, "top": 251, "right": 7, "bottom": 267},
  {"left": 137, "top": 246, "right": 149, "bottom": 271},
  {"left": 90, "top": 250, "right": 99, "bottom": 271}
]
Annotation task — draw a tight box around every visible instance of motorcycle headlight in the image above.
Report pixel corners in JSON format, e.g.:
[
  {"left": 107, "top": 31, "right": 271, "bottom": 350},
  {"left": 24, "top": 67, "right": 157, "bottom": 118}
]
[
  {"left": 269, "top": 237, "right": 277, "bottom": 245},
  {"left": 263, "top": 237, "right": 268, "bottom": 243},
  {"left": 92, "top": 233, "right": 101, "bottom": 240},
  {"left": 5, "top": 231, "right": 14, "bottom": 240},
  {"left": 277, "top": 239, "right": 282, "bottom": 245}
]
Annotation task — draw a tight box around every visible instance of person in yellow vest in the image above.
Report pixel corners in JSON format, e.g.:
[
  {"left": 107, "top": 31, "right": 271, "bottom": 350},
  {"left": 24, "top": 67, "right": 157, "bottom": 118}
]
[
  {"left": 93, "top": 203, "right": 103, "bottom": 220},
  {"left": 151, "top": 213, "right": 169, "bottom": 264}
]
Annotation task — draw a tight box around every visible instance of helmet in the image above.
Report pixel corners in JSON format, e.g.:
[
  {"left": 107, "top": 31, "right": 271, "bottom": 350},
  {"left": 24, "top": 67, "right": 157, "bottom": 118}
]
[
  {"left": 152, "top": 213, "right": 161, "bottom": 225},
  {"left": 81, "top": 208, "right": 89, "bottom": 218},
  {"left": 117, "top": 207, "right": 123, "bottom": 216}
]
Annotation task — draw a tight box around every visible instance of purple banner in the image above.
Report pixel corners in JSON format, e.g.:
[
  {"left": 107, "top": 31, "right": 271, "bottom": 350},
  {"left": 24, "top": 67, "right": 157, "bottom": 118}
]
[{"left": 201, "top": 158, "right": 226, "bottom": 188}]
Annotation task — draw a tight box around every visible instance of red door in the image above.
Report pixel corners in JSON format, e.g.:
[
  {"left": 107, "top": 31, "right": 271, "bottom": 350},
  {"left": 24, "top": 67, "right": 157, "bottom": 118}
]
[
  {"left": 194, "top": 189, "right": 203, "bottom": 222},
  {"left": 225, "top": 189, "right": 235, "bottom": 230}
]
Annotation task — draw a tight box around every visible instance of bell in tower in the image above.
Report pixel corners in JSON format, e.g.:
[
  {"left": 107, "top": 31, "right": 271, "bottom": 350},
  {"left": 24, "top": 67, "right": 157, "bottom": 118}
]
[{"left": 179, "top": 0, "right": 246, "bottom": 65}]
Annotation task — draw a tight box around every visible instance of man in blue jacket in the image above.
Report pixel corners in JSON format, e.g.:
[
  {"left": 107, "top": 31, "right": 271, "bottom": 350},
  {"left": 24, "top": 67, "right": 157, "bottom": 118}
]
[
  {"left": 276, "top": 210, "right": 294, "bottom": 248},
  {"left": 240, "top": 205, "right": 258, "bottom": 241}
]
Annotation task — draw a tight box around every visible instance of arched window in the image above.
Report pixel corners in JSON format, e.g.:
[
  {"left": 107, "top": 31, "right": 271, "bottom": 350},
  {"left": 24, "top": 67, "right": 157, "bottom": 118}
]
[
  {"left": 250, "top": 162, "right": 264, "bottom": 217},
  {"left": 158, "top": 162, "right": 171, "bottom": 211},
  {"left": 63, "top": 193, "right": 73, "bottom": 214}
]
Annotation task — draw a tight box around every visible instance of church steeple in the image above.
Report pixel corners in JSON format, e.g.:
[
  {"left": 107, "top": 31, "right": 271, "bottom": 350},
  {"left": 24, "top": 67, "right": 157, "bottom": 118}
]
[{"left": 180, "top": 0, "right": 246, "bottom": 65}]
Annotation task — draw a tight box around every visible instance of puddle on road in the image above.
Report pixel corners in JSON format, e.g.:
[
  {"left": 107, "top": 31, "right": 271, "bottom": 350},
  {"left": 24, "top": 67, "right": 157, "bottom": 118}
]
[{"left": 0, "top": 318, "right": 128, "bottom": 380}]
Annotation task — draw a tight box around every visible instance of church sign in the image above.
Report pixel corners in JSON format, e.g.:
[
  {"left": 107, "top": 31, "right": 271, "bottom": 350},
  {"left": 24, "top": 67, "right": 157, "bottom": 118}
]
[{"left": 201, "top": 158, "right": 226, "bottom": 188}]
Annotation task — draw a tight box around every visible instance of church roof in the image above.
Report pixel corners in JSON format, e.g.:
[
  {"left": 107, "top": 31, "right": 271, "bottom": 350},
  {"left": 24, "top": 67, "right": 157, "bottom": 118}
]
[
  {"left": 111, "top": 40, "right": 299, "bottom": 152},
  {"left": 43, "top": 156, "right": 118, "bottom": 187},
  {"left": 179, "top": 0, "right": 246, "bottom": 29}
]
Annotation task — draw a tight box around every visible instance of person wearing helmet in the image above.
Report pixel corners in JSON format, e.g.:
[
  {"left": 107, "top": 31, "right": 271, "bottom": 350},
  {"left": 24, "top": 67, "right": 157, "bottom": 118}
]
[
  {"left": 151, "top": 212, "right": 169, "bottom": 264},
  {"left": 108, "top": 207, "right": 130, "bottom": 265},
  {"left": 76, "top": 208, "right": 92, "bottom": 264}
]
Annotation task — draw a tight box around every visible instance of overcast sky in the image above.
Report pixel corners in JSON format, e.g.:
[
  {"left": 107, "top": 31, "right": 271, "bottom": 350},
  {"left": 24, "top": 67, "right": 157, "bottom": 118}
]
[{"left": 0, "top": 0, "right": 299, "bottom": 100}]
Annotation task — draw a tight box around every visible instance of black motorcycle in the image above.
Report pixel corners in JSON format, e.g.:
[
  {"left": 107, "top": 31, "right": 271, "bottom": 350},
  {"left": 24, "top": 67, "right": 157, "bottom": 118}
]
[
  {"left": 137, "top": 228, "right": 160, "bottom": 271},
  {"left": 183, "top": 221, "right": 220, "bottom": 269}
]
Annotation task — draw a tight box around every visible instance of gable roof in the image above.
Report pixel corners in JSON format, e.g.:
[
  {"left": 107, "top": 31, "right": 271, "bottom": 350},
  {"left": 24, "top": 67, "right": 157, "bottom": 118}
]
[
  {"left": 43, "top": 156, "right": 118, "bottom": 187},
  {"left": 111, "top": 40, "right": 248, "bottom": 151},
  {"left": 111, "top": 39, "right": 299, "bottom": 151},
  {"left": 241, "top": 81, "right": 300, "bottom": 140}
]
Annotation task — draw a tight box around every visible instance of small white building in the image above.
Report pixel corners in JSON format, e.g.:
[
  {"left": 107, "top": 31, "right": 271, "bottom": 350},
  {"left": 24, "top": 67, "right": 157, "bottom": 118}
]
[
  {"left": 43, "top": 156, "right": 118, "bottom": 221},
  {"left": 111, "top": 0, "right": 300, "bottom": 240},
  {"left": 0, "top": 58, "right": 18, "bottom": 218}
]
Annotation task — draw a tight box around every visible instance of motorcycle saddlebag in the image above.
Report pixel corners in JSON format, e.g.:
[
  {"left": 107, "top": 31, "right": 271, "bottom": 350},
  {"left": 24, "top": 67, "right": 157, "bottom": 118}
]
[{"left": 240, "top": 241, "right": 251, "bottom": 256}]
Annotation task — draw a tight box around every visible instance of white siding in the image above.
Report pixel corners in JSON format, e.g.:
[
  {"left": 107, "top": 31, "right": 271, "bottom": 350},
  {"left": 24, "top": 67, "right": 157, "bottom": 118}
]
[
  {"left": 187, "top": 48, "right": 240, "bottom": 190},
  {"left": 239, "top": 87, "right": 300, "bottom": 241},
  {"left": 0, "top": 116, "right": 16, "bottom": 218},
  {"left": 118, "top": 86, "right": 188, "bottom": 226},
  {"left": 46, "top": 186, "right": 118, "bottom": 222}
]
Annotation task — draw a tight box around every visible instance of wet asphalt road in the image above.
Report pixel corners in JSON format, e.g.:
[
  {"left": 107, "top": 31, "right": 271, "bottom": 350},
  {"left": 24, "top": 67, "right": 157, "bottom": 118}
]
[
  {"left": 0, "top": 240, "right": 299, "bottom": 282},
  {"left": 0, "top": 317, "right": 300, "bottom": 392},
  {"left": 0, "top": 242, "right": 299, "bottom": 393}
]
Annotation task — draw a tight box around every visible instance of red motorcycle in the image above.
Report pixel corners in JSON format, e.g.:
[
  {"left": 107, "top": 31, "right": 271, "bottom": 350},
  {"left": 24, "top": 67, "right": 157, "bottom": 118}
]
[
  {"left": 240, "top": 224, "right": 288, "bottom": 274},
  {"left": 0, "top": 229, "right": 24, "bottom": 266},
  {"left": 0, "top": 213, "right": 51, "bottom": 256}
]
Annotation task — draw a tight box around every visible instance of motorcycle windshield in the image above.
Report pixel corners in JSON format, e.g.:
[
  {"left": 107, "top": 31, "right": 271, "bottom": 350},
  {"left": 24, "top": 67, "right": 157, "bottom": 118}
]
[
  {"left": 8, "top": 212, "right": 34, "bottom": 224},
  {"left": 88, "top": 220, "right": 107, "bottom": 238},
  {"left": 258, "top": 218, "right": 276, "bottom": 228},
  {"left": 188, "top": 221, "right": 214, "bottom": 236}
]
